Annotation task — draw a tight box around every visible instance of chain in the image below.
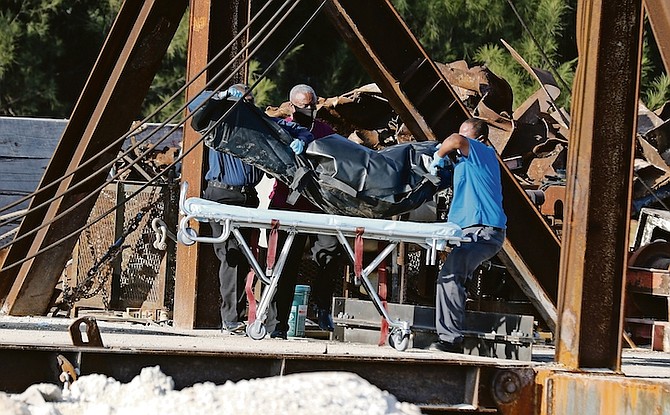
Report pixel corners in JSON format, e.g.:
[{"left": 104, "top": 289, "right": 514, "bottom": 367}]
[{"left": 61, "top": 186, "right": 160, "bottom": 310}]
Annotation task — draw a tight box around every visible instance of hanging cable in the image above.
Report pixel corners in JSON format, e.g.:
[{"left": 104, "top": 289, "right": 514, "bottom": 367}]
[
  {"left": 0, "top": 0, "right": 327, "bottom": 272},
  {"left": 200, "top": 0, "right": 329, "bottom": 143},
  {"left": 0, "top": 1, "right": 292, "bottom": 246},
  {"left": 0, "top": 0, "right": 285, "bottom": 218},
  {"left": 0, "top": 0, "right": 297, "bottom": 234},
  {"left": 0, "top": 0, "right": 303, "bottom": 237},
  {"left": 0, "top": 0, "right": 299, "bottom": 244}
]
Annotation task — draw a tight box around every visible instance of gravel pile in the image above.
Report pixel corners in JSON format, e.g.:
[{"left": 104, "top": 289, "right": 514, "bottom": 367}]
[{"left": 0, "top": 366, "right": 422, "bottom": 415}]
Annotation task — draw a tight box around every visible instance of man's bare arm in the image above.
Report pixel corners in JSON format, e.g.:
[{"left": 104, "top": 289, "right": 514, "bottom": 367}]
[{"left": 436, "top": 133, "right": 469, "bottom": 158}]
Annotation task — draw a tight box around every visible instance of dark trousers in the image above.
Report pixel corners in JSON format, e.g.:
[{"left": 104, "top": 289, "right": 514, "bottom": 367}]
[
  {"left": 436, "top": 226, "right": 505, "bottom": 343},
  {"left": 203, "top": 186, "right": 259, "bottom": 327},
  {"left": 274, "top": 232, "right": 341, "bottom": 332}
]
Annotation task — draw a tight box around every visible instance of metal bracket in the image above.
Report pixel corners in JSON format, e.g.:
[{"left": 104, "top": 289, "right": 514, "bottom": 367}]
[{"left": 69, "top": 316, "right": 105, "bottom": 348}]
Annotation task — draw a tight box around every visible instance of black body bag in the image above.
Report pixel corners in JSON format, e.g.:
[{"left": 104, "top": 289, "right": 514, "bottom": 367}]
[{"left": 190, "top": 95, "right": 452, "bottom": 218}]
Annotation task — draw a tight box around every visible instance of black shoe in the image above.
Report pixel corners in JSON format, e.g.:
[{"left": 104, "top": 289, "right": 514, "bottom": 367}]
[
  {"left": 430, "top": 339, "right": 464, "bottom": 354},
  {"left": 222, "top": 321, "right": 246, "bottom": 335},
  {"left": 317, "top": 308, "right": 334, "bottom": 332},
  {"left": 270, "top": 329, "right": 287, "bottom": 340}
]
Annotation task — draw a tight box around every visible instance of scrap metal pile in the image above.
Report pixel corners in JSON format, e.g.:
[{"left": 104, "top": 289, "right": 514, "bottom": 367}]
[{"left": 268, "top": 59, "right": 670, "bottom": 231}]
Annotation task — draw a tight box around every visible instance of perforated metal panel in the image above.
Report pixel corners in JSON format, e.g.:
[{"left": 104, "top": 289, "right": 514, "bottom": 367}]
[{"left": 67, "top": 182, "right": 177, "bottom": 316}]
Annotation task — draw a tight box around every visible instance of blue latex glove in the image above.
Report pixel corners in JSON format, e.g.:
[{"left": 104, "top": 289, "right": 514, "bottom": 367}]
[
  {"left": 290, "top": 138, "right": 305, "bottom": 155},
  {"left": 226, "top": 86, "right": 244, "bottom": 99},
  {"left": 429, "top": 151, "right": 445, "bottom": 175},
  {"left": 214, "top": 86, "right": 245, "bottom": 101}
]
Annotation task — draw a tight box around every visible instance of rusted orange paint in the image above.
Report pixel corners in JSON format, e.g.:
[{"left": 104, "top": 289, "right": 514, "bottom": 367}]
[{"left": 538, "top": 370, "right": 670, "bottom": 415}]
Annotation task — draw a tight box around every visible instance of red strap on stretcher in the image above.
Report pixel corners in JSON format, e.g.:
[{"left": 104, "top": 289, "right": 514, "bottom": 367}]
[
  {"left": 354, "top": 227, "right": 364, "bottom": 283},
  {"left": 377, "top": 242, "right": 389, "bottom": 346},
  {"left": 266, "top": 220, "right": 280, "bottom": 271},
  {"left": 247, "top": 221, "right": 279, "bottom": 323},
  {"left": 245, "top": 229, "right": 260, "bottom": 323}
]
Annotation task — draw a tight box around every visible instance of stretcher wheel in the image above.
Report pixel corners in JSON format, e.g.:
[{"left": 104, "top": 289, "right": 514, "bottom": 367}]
[
  {"left": 388, "top": 328, "right": 410, "bottom": 351},
  {"left": 246, "top": 320, "right": 266, "bottom": 340}
]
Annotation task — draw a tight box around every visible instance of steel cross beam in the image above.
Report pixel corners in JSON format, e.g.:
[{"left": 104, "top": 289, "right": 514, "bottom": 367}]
[
  {"left": 556, "top": 0, "right": 643, "bottom": 370},
  {"left": 0, "top": 1, "right": 188, "bottom": 315},
  {"left": 644, "top": 0, "right": 670, "bottom": 75}
]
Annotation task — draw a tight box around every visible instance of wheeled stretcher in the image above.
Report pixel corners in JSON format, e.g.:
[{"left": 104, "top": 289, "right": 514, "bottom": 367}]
[{"left": 176, "top": 183, "right": 469, "bottom": 351}]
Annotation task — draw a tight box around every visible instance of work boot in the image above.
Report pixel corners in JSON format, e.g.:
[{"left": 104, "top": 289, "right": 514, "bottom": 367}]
[
  {"left": 429, "top": 339, "right": 464, "bottom": 354},
  {"left": 222, "top": 321, "right": 246, "bottom": 335},
  {"left": 270, "top": 329, "right": 287, "bottom": 340}
]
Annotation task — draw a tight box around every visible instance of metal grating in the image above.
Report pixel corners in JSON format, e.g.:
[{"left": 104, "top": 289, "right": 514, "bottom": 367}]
[{"left": 67, "top": 182, "right": 177, "bottom": 316}]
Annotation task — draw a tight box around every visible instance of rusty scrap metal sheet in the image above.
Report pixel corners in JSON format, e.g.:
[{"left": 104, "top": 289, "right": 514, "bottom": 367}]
[
  {"left": 644, "top": 0, "right": 670, "bottom": 74},
  {"left": 323, "top": 0, "right": 469, "bottom": 142}
]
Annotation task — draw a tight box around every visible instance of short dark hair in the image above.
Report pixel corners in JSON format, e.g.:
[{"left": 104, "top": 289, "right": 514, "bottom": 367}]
[{"left": 463, "top": 118, "right": 488, "bottom": 140}]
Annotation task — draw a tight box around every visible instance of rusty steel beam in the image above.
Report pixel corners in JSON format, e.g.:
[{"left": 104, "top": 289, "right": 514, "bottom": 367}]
[
  {"left": 543, "top": 370, "right": 670, "bottom": 414},
  {"left": 644, "top": 0, "right": 670, "bottom": 75},
  {"left": 173, "top": 0, "right": 214, "bottom": 329},
  {"left": 0, "top": 343, "right": 537, "bottom": 412},
  {"left": 0, "top": 0, "right": 142, "bottom": 307},
  {"left": 174, "top": 0, "right": 250, "bottom": 329},
  {"left": 0, "top": 1, "right": 188, "bottom": 315},
  {"left": 557, "top": 1, "right": 643, "bottom": 370},
  {"left": 322, "top": 0, "right": 469, "bottom": 141},
  {"left": 322, "top": 0, "right": 561, "bottom": 327}
]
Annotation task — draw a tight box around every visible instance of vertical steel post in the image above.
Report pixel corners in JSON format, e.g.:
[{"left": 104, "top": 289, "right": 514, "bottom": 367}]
[
  {"left": 173, "top": 0, "right": 213, "bottom": 329},
  {"left": 557, "top": 0, "right": 644, "bottom": 370},
  {"left": 174, "top": 0, "right": 249, "bottom": 328}
]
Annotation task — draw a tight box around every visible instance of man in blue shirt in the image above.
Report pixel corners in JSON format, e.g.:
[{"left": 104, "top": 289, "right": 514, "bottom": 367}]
[
  {"left": 429, "top": 118, "right": 507, "bottom": 353},
  {"left": 192, "top": 84, "right": 264, "bottom": 334}
]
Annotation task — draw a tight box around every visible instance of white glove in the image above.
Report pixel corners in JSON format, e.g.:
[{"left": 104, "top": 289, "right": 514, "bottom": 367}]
[
  {"left": 290, "top": 139, "right": 305, "bottom": 155},
  {"left": 429, "top": 151, "right": 445, "bottom": 175}
]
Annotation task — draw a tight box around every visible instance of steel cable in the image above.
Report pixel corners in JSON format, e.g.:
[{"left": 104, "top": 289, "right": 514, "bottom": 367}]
[
  {"left": 0, "top": 0, "right": 298, "bottom": 237},
  {"left": 505, "top": 0, "right": 573, "bottom": 95},
  {"left": 0, "top": 0, "right": 299, "bottom": 249},
  {"left": 0, "top": 0, "right": 284, "bottom": 218},
  {"left": 0, "top": 0, "right": 327, "bottom": 272}
]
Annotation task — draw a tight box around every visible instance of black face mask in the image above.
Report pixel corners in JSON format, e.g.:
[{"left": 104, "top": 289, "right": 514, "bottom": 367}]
[{"left": 292, "top": 106, "right": 315, "bottom": 128}]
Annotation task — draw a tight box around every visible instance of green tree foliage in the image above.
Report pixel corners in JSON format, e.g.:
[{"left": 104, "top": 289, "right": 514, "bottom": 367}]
[
  {"left": 645, "top": 73, "right": 670, "bottom": 112},
  {"left": 393, "top": 0, "right": 578, "bottom": 110},
  {"left": 0, "top": 0, "right": 122, "bottom": 117},
  {"left": 1, "top": 1, "right": 667, "bottom": 118},
  {"left": 141, "top": 11, "right": 188, "bottom": 121},
  {"left": 0, "top": 0, "right": 185, "bottom": 120},
  {"left": 247, "top": 2, "right": 371, "bottom": 106},
  {"left": 641, "top": 25, "right": 670, "bottom": 112}
]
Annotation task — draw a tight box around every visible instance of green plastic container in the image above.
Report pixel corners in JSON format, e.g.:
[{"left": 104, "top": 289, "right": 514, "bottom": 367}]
[{"left": 287, "top": 285, "right": 311, "bottom": 337}]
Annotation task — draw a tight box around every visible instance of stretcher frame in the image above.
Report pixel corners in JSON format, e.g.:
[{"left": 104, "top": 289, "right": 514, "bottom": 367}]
[{"left": 176, "top": 183, "right": 469, "bottom": 351}]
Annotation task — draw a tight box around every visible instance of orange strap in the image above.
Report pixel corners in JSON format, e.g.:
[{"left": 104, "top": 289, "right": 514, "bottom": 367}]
[
  {"left": 377, "top": 241, "right": 389, "bottom": 346},
  {"left": 245, "top": 229, "right": 260, "bottom": 323},
  {"left": 266, "top": 220, "right": 280, "bottom": 272}
]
